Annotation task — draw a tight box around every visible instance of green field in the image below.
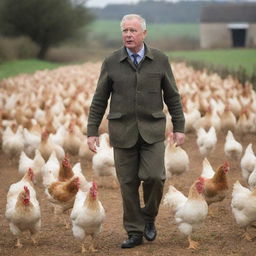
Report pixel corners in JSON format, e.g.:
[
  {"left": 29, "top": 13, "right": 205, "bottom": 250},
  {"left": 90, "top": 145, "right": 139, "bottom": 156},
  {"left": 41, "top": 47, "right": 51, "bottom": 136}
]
[
  {"left": 88, "top": 20, "right": 199, "bottom": 40},
  {"left": 168, "top": 49, "right": 256, "bottom": 75},
  {"left": 0, "top": 59, "right": 62, "bottom": 79},
  {"left": 0, "top": 49, "right": 255, "bottom": 80}
]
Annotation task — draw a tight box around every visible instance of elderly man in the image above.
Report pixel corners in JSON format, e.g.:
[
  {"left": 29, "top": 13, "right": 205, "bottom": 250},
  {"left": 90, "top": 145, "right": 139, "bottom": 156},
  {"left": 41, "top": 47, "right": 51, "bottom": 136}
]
[{"left": 87, "top": 14, "right": 185, "bottom": 249}]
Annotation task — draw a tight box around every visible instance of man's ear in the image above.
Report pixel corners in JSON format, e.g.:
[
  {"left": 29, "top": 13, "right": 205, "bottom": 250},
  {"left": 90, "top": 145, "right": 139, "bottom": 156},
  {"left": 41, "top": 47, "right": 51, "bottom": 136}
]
[{"left": 143, "top": 30, "right": 147, "bottom": 38}]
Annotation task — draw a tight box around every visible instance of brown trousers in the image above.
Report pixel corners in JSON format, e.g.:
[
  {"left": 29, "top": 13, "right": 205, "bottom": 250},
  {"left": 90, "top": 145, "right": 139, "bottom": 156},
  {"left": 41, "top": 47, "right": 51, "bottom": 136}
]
[{"left": 114, "top": 136, "right": 166, "bottom": 235}]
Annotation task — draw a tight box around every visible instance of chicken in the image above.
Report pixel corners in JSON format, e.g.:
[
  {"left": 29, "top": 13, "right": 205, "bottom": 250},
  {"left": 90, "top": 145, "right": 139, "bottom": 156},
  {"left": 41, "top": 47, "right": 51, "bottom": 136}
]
[
  {"left": 164, "top": 135, "right": 189, "bottom": 179},
  {"left": 220, "top": 104, "right": 236, "bottom": 133},
  {"left": 38, "top": 130, "right": 65, "bottom": 161},
  {"left": 201, "top": 162, "right": 229, "bottom": 206},
  {"left": 63, "top": 120, "right": 82, "bottom": 156},
  {"left": 193, "top": 105, "right": 221, "bottom": 133},
  {"left": 46, "top": 176, "right": 80, "bottom": 208},
  {"left": 92, "top": 133, "right": 117, "bottom": 188},
  {"left": 18, "top": 150, "right": 45, "bottom": 185},
  {"left": 248, "top": 165, "right": 256, "bottom": 190},
  {"left": 200, "top": 157, "right": 215, "bottom": 179},
  {"left": 49, "top": 125, "right": 66, "bottom": 147},
  {"left": 45, "top": 176, "right": 80, "bottom": 227},
  {"left": 23, "top": 128, "right": 40, "bottom": 156},
  {"left": 79, "top": 136, "right": 95, "bottom": 162},
  {"left": 71, "top": 182, "right": 105, "bottom": 253},
  {"left": 41, "top": 151, "right": 60, "bottom": 188},
  {"left": 224, "top": 130, "right": 243, "bottom": 161},
  {"left": 5, "top": 169, "right": 41, "bottom": 248},
  {"left": 231, "top": 181, "right": 256, "bottom": 241},
  {"left": 2, "top": 125, "right": 24, "bottom": 157},
  {"left": 240, "top": 143, "right": 256, "bottom": 182},
  {"left": 58, "top": 156, "right": 74, "bottom": 182},
  {"left": 196, "top": 126, "right": 217, "bottom": 156},
  {"left": 163, "top": 178, "right": 208, "bottom": 249}
]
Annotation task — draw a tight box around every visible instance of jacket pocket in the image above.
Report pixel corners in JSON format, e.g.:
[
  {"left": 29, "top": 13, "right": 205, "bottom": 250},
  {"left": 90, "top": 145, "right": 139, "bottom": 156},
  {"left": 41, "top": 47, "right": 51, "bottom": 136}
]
[
  {"left": 152, "top": 111, "right": 166, "bottom": 118},
  {"left": 107, "top": 112, "right": 123, "bottom": 120},
  {"left": 146, "top": 72, "right": 162, "bottom": 78}
]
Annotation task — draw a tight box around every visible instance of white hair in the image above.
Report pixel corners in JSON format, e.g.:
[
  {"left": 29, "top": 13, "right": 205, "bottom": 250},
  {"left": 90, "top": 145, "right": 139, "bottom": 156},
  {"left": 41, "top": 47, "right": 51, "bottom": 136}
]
[{"left": 120, "top": 14, "right": 146, "bottom": 31}]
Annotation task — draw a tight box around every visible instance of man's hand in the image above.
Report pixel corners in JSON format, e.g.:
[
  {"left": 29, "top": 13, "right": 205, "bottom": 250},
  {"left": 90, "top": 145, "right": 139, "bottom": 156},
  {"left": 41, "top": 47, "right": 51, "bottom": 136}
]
[
  {"left": 87, "top": 136, "right": 100, "bottom": 153},
  {"left": 173, "top": 132, "right": 185, "bottom": 146}
]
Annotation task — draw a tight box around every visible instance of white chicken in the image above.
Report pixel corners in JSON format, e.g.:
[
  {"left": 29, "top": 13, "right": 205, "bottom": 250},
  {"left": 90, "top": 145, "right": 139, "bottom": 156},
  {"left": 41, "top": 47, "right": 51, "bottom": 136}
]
[
  {"left": 38, "top": 130, "right": 65, "bottom": 161},
  {"left": 200, "top": 157, "right": 215, "bottom": 179},
  {"left": 71, "top": 181, "right": 105, "bottom": 253},
  {"left": 79, "top": 136, "right": 95, "bottom": 162},
  {"left": 92, "top": 133, "right": 117, "bottom": 188},
  {"left": 224, "top": 130, "right": 243, "bottom": 160},
  {"left": 49, "top": 125, "right": 66, "bottom": 147},
  {"left": 164, "top": 136, "right": 189, "bottom": 179},
  {"left": 41, "top": 151, "right": 60, "bottom": 188},
  {"left": 2, "top": 125, "right": 24, "bottom": 157},
  {"left": 18, "top": 150, "right": 45, "bottom": 185},
  {"left": 231, "top": 181, "right": 256, "bottom": 241},
  {"left": 184, "top": 108, "right": 201, "bottom": 133},
  {"left": 240, "top": 143, "right": 256, "bottom": 182},
  {"left": 63, "top": 121, "right": 83, "bottom": 156},
  {"left": 5, "top": 168, "right": 41, "bottom": 248},
  {"left": 23, "top": 128, "right": 40, "bottom": 156},
  {"left": 196, "top": 126, "right": 217, "bottom": 156},
  {"left": 220, "top": 105, "right": 236, "bottom": 133},
  {"left": 163, "top": 178, "right": 208, "bottom": 249},
  {"left": 248, "top": 165, "right": 256, "bottom": 190}
]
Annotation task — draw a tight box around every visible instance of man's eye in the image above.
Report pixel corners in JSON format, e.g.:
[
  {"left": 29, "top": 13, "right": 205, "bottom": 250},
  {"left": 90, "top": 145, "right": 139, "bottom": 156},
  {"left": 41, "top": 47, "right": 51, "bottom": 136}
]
[{"left": 130, "top": 29, "right": 136, "bottom": 33}]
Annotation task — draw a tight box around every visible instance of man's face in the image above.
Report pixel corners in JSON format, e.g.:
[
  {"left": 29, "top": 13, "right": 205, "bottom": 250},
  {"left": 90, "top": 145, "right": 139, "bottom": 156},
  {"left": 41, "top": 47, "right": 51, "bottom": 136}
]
[{"left": 122, "top": 18, "right": 147, "bottom": 53}]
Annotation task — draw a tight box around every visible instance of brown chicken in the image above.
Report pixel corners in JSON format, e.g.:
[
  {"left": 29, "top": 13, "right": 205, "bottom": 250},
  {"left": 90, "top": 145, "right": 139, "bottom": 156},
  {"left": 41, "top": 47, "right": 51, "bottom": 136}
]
[
  {"left": 45, "top": 176, "right": 80, "bottom": 227},
  {"left": 58, "top": 155, "right": 74, "bottom": 182},
  {"left": 47, "top": 177, "right": 80, "bottom": 204},
  {"left": 201, "top": 162, "right": 229, "bottom": 206}
]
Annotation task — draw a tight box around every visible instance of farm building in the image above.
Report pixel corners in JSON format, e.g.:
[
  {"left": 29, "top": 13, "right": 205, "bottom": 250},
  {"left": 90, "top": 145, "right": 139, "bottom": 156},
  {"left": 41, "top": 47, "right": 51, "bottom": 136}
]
[{"left": 200, "top": 3, "right": 256, "bottom": 48}]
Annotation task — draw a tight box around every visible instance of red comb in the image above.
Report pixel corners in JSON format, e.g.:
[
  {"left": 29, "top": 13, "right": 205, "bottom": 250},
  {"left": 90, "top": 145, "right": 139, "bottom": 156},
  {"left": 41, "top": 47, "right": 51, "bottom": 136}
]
[
  {"left": 24, "top": 186, "right": 30, "bottom": 194},
  {"left": 223, "top": 161, "right": 229, "bottom": 168}
]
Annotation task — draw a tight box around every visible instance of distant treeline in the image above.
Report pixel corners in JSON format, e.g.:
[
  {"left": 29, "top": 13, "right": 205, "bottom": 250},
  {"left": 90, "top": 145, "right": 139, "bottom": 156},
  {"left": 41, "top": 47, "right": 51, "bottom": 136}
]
[{"left": 90, "top": 1, "right": 211, "bottom": 23}]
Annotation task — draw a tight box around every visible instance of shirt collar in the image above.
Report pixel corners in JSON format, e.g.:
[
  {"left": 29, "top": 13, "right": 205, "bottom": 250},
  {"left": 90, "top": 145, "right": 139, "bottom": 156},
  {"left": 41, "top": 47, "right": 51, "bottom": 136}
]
[
  {"left": 120, "top": 43, "right": 153, "bottom": 62},
  {"left": 126, "top": 44, "right": 145, "bottom": 59}
]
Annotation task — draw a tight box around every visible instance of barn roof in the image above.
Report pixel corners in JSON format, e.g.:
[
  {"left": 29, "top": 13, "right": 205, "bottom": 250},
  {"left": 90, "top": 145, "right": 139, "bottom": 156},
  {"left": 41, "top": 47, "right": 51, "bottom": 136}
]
[{"left": 201, "top": 3, "right": 256, "bottom": 23}]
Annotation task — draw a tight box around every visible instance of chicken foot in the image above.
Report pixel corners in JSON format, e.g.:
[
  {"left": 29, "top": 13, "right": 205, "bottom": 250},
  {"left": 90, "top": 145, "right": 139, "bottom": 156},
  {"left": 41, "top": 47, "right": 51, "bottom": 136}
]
[
  {"left": 81, "top": 235, "right": 98, "bottom": 253},
  {"left": 88, "top": 235, "right": 98, "bottom": 252},
  {"left": 31, "top": 233, "right": 38, "bottom": 245},
  {"left": 242, "top": 227, "right": 253, "bottom": 241},
  {"left": 187, "top": 236, "right": 199, "bottom": 250},
  {"left": 15, "top": 238, "right": 23, "bottom": 248}
]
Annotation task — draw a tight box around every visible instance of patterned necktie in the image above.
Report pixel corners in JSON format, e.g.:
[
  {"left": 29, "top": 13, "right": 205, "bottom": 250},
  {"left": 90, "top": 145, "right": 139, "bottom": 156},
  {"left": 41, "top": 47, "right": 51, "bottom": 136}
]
[{"left": 132, "top": 53, "right": 139, "bottom": 66}]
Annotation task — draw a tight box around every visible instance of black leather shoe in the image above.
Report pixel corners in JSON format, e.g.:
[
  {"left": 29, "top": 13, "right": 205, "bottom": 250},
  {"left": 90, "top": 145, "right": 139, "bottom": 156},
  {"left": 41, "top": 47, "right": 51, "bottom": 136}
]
[
  {"left": 144, "top": 222, "right": 157, "bottom": 241},
  {"left": 121, "top": 234, "right": 143, "bottom": 249}
]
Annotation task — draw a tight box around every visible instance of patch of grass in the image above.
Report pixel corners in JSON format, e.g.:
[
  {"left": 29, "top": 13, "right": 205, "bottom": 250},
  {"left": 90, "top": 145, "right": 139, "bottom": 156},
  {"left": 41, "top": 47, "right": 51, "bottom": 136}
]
[
  {"left": 168, "top": 48, "right": 256, "bottom": 75},
  {"left": 0, "top": 59, "right": 63, "bottom": 79}
]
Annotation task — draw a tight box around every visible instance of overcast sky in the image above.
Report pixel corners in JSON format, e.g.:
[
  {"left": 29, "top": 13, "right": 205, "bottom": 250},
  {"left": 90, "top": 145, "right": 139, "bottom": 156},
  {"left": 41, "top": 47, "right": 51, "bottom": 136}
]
[
  {"left": 86, "top": 0, "right": 256, "bottom": 8},
  {"left": 86, "top": 0, "right": 197, "bottom": 8}
]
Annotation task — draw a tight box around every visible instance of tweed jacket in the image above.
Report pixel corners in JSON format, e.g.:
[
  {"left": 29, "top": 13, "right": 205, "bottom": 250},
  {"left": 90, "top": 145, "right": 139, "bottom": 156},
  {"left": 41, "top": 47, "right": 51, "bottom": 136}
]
[{"left": 87, "top": 44, "right": 185, "bottom": 148}]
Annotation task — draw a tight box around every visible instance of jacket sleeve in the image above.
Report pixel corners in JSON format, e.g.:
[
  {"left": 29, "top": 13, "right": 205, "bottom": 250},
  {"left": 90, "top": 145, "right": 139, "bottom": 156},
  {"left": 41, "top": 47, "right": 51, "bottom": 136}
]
[
  {"left": 161, "top": 56, "right": 185, "bottom": 133},
  {"left": 87, "top": 60, "right": 112, "bottom": 136}
]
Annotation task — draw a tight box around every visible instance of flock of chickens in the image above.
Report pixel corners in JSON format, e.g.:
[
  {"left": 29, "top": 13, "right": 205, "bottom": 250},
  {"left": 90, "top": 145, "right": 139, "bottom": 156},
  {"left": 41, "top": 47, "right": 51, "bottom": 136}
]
[{"left": 0, "top": 61, "right": 256, "bottom": 253}]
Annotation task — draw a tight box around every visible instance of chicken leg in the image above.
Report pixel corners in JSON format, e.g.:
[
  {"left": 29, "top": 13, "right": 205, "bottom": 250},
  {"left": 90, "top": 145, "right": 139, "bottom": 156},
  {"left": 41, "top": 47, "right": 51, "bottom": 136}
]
[
  {"left": 88, "top": 235, "right": 98, "bottom": 252},
  {"left": 188, "top": 236, "right": 199, "bottom": 250},
  {"left": 15, "top": 238, "right": 23, "bottom": 248},
  {"left": 242, "top": 227, "right": 253, "bottom": 241}
]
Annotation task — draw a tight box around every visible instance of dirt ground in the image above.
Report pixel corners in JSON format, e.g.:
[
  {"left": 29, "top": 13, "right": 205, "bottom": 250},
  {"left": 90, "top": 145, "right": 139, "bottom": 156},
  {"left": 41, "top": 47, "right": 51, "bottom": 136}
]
[{"left": 0, "top": 132, "right": 256, "bottom": 256}]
